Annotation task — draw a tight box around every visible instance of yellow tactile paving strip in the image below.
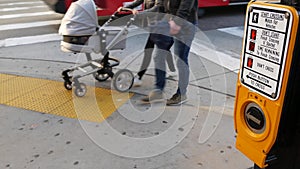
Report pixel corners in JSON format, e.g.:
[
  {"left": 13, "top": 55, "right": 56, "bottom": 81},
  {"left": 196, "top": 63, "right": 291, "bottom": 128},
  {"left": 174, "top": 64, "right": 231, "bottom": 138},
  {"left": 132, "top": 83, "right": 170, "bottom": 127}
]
[{"left": 0, "top": 73, "right": 133, "bottom": 123}]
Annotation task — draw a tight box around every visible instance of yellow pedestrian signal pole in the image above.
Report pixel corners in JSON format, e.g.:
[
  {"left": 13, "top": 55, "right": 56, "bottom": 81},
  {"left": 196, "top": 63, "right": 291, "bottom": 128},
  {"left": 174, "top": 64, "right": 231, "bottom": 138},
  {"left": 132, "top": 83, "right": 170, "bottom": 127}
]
[{"left": 234, "top": 0, "right": 300, "bottom": 168}]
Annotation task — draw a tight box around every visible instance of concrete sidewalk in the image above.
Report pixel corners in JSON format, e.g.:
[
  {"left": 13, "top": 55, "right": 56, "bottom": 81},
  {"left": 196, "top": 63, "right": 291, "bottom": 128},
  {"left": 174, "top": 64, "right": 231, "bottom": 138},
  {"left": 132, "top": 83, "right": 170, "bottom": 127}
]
[{"left": 0, "top": 29, "right": 253, "bottom": 169}]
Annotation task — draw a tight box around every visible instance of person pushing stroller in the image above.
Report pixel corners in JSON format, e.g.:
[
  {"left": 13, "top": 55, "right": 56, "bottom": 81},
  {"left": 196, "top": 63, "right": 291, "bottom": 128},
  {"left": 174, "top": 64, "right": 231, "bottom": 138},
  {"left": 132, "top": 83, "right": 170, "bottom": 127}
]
[{"left": 118, "top": 0, "right": 177, "bottom": 87}]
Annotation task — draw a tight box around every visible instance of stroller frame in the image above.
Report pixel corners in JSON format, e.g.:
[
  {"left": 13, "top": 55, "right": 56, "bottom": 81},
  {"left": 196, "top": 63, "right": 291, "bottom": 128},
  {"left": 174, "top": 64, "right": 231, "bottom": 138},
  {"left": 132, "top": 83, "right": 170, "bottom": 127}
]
[{"left": 61, "top": 11, "right": 135, "bottom": 97}]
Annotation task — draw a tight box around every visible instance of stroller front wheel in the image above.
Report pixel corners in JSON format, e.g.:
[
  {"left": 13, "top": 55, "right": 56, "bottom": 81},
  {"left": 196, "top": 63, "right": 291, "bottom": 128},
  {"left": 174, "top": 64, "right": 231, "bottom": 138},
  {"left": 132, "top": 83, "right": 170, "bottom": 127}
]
[
  {"left": 112, "top": 69, "right": 133, "bottom": 92},
  {"left": 64, "top": 81, "right": 73, "bottom": 90}
]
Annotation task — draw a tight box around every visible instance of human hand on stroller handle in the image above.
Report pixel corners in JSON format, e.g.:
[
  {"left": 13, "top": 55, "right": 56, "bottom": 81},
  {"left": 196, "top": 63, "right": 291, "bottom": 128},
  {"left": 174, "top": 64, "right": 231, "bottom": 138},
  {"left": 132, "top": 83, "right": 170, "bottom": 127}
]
[{"left": 116, "top": 7, "right": 137, "bottom": 15}]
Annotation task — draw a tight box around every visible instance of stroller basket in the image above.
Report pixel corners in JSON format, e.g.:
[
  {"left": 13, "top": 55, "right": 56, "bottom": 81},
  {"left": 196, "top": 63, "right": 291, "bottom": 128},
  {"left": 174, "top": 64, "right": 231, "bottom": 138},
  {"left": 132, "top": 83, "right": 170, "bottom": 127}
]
[
  {"left": 63, "top": 35, "right": 91, "bottom": 45},
  {"left": 59, "top": 0, "right": 134, "bottom": 97},
  {"left": 60, "top": 26, "right": 127, "bottom": 54}
]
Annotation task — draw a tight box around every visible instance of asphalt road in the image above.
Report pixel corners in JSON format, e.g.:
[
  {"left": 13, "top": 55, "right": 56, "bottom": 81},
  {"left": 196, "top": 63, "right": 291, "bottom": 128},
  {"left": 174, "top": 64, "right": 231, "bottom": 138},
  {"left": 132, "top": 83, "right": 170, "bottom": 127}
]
[{"left": 198, "top": 5, "right": 247, "bottom": 31}]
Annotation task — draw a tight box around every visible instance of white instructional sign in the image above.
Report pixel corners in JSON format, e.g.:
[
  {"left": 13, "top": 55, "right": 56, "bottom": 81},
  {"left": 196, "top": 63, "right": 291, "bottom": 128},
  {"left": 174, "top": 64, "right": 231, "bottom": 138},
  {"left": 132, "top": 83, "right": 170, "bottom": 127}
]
[{"left": 240, "top": 4, "right": 293, "bottom": 100}]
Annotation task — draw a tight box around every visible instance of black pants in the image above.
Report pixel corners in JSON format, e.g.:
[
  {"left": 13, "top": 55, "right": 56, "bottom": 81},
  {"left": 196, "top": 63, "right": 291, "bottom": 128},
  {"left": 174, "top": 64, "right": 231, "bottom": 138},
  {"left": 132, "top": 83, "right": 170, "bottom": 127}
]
[{"left": 137, "top": 34, "right": 176, "bottom": 79}]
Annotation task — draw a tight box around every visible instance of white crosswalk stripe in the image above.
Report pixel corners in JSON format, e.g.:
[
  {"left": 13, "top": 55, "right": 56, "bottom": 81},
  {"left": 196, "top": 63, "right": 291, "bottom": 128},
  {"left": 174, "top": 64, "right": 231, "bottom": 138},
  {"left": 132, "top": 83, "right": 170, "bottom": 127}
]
[
  {"left": 0, "top": 33, "right": 61, "bottom": 47},
  {"left": 0, "top": 0, "right": 63, "bottom": 46},
  {"left": 0, "top": 5, "right": 46, "bottom": 12},
  {"left": 0, "top": 20, "right": 61, "bottom": 31},
  {"left": 0, "top": 11, "right": 56, "bottom": 19},
  {"left": 218, "top": 26, "right": 245, "bottom": 38},
  {"left": 0, "top": 1, "right": 44, "bottom": 7},
  {"left": 191, "top": 41, "right": 240, "bottom": 73}
]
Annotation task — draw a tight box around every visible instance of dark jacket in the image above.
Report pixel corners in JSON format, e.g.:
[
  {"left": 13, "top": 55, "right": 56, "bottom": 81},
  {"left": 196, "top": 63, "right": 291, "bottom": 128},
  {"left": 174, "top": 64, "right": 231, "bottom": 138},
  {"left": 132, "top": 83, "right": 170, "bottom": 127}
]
[
  {"left": 124, "top": 0, "right": 165, "bottom": 27},
  {"left": 125, "top": 0, "right": 198, "bottom": 25},
  {"left": 164, "top": 0, "right": 198, "bottom": 26},
  {"left": 124, "top": 0, "right": 162, "bottom": 12}
]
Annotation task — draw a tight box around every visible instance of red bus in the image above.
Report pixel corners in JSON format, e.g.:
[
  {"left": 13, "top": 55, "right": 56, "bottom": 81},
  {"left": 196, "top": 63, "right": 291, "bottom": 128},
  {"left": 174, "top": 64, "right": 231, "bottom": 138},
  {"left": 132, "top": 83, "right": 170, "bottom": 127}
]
[
  {"left": 198, "top": 0, "right": 249, "bottom": 16},
  {"left": 43, "top": 0, "right": 249, "bottom": 17},
  {"left": 199, "top": 0, "right": 249, "bottom": 8},
  {"left": 43, "top": 0, "right": 134, "bottom": 18}
]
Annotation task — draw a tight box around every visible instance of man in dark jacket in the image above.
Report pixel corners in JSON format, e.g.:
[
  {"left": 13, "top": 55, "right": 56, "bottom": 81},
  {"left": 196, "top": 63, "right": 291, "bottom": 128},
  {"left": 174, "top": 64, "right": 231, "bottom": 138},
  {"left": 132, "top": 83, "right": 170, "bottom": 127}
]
[
  {"left": 166, "top": 0, "right": 198, "bottom": 105},
  {"left": 142, "top": 0, "right": 198, "bottom": 105}
]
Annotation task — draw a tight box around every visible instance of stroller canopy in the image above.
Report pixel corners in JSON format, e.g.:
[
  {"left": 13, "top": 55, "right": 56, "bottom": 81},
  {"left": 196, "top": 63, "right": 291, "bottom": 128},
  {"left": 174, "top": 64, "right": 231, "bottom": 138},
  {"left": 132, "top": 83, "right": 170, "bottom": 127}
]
[{"left": 59, "top": 0, "right": 98, "bottom": 36}]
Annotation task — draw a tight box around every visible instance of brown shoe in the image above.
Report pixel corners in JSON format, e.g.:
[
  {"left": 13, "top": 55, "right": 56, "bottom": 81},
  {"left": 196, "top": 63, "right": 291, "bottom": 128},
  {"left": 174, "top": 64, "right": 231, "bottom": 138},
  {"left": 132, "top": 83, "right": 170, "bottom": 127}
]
[
  {"left": 166, "top": 93, "right": 188, "bottom": 106},
  {"left": 141, "top": 89, "right": 165, "bottom": 103}
]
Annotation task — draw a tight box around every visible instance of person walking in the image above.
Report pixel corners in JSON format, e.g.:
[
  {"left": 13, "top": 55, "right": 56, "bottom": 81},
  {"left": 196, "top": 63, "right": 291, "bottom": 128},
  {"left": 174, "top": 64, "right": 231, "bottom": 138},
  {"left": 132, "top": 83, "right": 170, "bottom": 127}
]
[
  {"left": 141, "top": 0, "right": 198, "bottom": 105},
  {"left": 118, "top": 0, "right": 177, "bottom": 87}
]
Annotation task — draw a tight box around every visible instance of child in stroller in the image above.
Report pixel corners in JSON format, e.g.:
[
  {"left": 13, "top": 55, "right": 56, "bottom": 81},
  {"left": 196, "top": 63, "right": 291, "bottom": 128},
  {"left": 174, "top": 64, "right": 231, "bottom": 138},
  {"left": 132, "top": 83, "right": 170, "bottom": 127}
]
[{"left": 59, "top": 0, "right": 135, "bottom": 97}]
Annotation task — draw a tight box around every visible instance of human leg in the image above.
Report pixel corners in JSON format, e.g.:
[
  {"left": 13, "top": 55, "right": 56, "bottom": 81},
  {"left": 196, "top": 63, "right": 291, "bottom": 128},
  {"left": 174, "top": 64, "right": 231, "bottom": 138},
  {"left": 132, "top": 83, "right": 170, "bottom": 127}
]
[
  {"left": 140, "top": 46, "right": 167, "bottom": 103},
  {"left": 141, "top": 46, "right": 169, "bottom": 103},
  {"left": 133, "top": 35, "right": 155, "bottom": 87},
  {"left": 165, "top": 49, "right": 177, "bottom": 78},
  {"left": 167, "top": 28, "right": 195, "bottom": 105},
  {"left": 166, "top": 40, "right": 190, "bottom": 105},
  {"left": 137, "top": 35, "right": 155, "bottom": 79},
  {"left": 175, "top": 39, "right": 191, "bottom": 95},
  {"left": 166, "top": 49, "right": 176, "bottom": 72},
  {"left": 153, "top": 47, "right": 167, "bottom": 91},
  {"left": 141, "top": 34, "right": 173, "bottom": 102},
  {"left": 153, "top": 35, "right": 174, "bottom": 91}
]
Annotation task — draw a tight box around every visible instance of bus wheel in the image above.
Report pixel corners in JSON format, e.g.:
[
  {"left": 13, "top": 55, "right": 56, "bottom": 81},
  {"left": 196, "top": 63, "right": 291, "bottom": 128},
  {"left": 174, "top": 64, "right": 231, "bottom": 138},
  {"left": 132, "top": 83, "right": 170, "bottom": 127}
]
[{"left": 198, "top": 8, "right": 205, "bottom": 17}]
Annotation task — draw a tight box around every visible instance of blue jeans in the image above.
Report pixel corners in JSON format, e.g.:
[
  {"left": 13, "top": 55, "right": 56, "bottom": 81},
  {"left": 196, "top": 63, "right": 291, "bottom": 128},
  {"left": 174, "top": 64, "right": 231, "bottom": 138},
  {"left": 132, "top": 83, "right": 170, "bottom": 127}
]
[
  {"left": 153, "top": 34, "right": 174, "bottom": 91},
  {"left": 154, "top": 23, "right": 196, "bottom": 95}
]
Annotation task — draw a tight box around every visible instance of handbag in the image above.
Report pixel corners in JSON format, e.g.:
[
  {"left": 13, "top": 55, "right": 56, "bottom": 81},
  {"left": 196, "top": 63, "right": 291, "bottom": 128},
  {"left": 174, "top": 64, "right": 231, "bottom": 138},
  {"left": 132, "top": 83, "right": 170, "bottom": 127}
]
[{"left": 149, "top": 20, "right": 173, "bottom": 49}]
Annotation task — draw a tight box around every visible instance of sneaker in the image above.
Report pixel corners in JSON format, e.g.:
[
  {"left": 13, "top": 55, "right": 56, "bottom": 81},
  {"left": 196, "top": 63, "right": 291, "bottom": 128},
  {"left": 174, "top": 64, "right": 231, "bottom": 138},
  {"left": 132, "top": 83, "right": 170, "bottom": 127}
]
[
  {"left": 166, "top": 93, "right": 188, "bottom": 106},
  {"left": 133, "top": 76, "right": 142, "bottom": 87},
  {"left": 141, "top": 89, "right": 165, "bottom": 103},
  {"left": 167, "top": 71, "right": 177, "bottom": 78}
]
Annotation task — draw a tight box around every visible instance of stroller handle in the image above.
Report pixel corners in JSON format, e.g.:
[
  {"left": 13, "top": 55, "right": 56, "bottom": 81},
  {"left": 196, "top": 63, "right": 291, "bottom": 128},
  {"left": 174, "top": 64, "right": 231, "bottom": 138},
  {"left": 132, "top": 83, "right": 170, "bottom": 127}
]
[
  {"left": 112, "top": 7, "right": 135, "bottom": 17},
  {"left": 104, "top": 8, "right": 137, "bottom": 27},
  {"left": 118, "top": 7, "right": 135, "bottom": 13}
]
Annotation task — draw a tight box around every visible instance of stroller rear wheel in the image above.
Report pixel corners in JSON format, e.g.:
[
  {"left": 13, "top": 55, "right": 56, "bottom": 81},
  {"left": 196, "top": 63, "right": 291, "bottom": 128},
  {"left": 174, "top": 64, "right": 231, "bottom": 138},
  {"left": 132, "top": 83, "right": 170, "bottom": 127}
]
[
  {"left": 74, "top": 83, "right": 87, "bottom": 97},
  {"left": 94, "top": 72, "right": 110, "bottom": 82},
  {"left": 112, "top": 69, "right": 133, "bottom": 92}
]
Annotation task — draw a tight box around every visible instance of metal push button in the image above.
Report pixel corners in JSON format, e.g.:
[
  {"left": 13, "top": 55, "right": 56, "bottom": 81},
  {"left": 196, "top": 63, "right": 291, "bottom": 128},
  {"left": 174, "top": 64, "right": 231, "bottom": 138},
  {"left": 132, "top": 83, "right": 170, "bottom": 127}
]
[{"left": 244, "top": 102, "right": 266, "bottom": 134}]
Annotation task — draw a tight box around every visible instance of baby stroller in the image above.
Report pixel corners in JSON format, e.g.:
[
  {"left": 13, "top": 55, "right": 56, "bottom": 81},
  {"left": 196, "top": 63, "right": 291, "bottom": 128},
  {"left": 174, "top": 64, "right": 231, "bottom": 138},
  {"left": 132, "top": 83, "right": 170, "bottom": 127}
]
[{"left": 59, "top": 0, "right": 134, "bottom": 97}]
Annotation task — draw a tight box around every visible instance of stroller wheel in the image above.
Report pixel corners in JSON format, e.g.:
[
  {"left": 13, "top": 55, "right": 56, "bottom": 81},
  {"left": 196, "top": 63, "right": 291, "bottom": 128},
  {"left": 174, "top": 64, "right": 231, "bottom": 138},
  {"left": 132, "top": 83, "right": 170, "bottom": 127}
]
[
  {"left": 74, "top": 83, "right": 87, "bottom": 97},
  {"left": 64, "top": 81, "right": 73, "bottom": 90},
  {"left": 112, "top": 69, "right": 133, "bottom": 92},
  {"left": 94, "top": 72, "right": 109, "bottom": 82}
]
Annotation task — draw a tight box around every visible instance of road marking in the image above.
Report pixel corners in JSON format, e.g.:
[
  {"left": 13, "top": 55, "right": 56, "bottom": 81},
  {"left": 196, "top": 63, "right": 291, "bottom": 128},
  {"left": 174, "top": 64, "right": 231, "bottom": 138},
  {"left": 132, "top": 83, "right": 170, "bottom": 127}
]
[
  {"left": 0, "top": 5, "right": 46, "bottom": 12},
  {"left": 0, "top": 1, "right": 43, "bottom": 7},
  {"left": 0, "top": 33, "right": 61, "bottom": 47},
  {"left": 217, "top": 26, "right": 245, "bottom": 38},
  {"left": 190, "top": 26, "right": 245, "bottom": 73},
  {"left": 191, "top": 41, "right": 240, "bottom": 73},
  {"left": 0, "top": 11, "right": 56, "bottom": 19},
  {"left": 0, "top": 20, "right": 61, "bottom": 31}
]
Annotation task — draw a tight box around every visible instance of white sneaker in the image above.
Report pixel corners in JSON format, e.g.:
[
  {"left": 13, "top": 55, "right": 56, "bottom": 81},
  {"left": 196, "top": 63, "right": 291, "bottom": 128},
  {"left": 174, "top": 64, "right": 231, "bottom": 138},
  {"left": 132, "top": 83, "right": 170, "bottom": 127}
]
[
  {"left": 141, "top": 89, "right": 165, "bottom": 103},
  {"left": 167, "top": 71, "right": 177, "bottom": 78},
  {"left": 133, "top": 76, "right": 142, "bottom": 87}
]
